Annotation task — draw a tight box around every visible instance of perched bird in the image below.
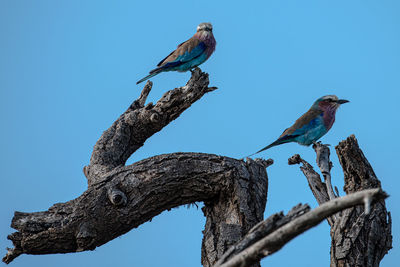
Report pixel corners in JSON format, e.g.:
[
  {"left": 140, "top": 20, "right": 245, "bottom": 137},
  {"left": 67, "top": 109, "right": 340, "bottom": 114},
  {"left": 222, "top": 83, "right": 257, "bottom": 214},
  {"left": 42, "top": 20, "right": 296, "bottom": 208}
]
[
  {"left": 136, "top": 22, "right": 216, "bottom": 84},
  {"left": 247, "top": 95, "right": 349, "bottom": 157}
]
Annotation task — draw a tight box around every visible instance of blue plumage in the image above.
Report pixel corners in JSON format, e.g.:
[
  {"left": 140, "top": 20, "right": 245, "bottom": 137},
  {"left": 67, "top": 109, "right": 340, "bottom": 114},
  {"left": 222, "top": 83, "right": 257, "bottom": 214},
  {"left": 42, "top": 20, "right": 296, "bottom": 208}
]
[
  {"left": 291, "top": 116, "right": 327, "bottom": 146},
  {"left": 137, "top": 23, "right": 216, "bottom": 84},
  {"left": 157, "top": 43, "right": 207, "bottom": 72},
  {"left": 247, "top": 95, "right": 349, "bottom": 157}
]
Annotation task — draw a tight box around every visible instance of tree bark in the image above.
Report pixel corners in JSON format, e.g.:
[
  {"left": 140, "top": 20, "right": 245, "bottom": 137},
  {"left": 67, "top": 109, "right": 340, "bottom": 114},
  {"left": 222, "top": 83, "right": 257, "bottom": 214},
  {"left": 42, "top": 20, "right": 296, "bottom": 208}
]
[
  {"left": 201, "top": 158, "right": 271, "bottom": 267},
  {"left": 215, "top": 189, "right": 387, "bottom": 267},
  {"left": 289, "top": 136, "right": 392, "bottom": 267},
  {"left": 4, "top": 66, "right": 391, "bottom": 267},
  {"left": 214, "top": 203, "right": 311, "bottom": 267},
  {"left": 332, "top": 135, "right": 392, "bottom": 267},
  {"left": 3, "top": 68, "right": 271, "bottom": 265}
]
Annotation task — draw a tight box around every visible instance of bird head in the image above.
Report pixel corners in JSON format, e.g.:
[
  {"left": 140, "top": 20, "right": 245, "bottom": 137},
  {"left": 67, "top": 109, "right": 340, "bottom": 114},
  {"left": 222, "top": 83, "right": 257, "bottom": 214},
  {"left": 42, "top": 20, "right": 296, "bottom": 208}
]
[
  {"left": 312, "top": 95, "right": 349, "bottom": 111},
  {"left": 197, "top": 23, "right": 213, "bottom": 32}
]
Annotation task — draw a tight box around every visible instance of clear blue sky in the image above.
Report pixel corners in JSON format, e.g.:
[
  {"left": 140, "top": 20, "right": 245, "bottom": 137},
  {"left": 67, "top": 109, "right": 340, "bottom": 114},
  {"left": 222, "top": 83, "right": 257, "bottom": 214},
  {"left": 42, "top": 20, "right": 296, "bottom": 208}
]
[{"left": 1, "top": 1, "right": 399, "bottom": 266}]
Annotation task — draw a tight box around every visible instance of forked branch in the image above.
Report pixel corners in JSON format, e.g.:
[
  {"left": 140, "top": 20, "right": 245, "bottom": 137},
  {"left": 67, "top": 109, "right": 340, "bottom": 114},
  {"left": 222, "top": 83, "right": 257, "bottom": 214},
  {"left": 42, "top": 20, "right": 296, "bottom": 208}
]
[
  {"left": 289, "top": 136, "right": 392, "bottom": 267},
  {"left": 4, "top": 69, "right": 271, "bottom": 265}
]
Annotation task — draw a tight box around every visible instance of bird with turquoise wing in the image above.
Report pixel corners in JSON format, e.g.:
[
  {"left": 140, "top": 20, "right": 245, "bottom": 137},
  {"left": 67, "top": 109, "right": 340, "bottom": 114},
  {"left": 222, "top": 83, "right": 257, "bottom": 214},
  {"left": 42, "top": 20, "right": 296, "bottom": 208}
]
[
  {"left": 247, "top": 95, "right": 349, "bottom": 157},
  {"left": 137, "top": 23, "right": 216, "bottom": 84}
]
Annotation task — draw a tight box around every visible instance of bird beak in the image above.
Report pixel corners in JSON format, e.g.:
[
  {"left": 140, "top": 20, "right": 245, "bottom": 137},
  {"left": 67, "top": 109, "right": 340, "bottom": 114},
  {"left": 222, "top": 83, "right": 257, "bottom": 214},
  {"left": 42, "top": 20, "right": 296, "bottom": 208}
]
[{"left": 337, "top": 99, "right": 349, "bottom": 104}]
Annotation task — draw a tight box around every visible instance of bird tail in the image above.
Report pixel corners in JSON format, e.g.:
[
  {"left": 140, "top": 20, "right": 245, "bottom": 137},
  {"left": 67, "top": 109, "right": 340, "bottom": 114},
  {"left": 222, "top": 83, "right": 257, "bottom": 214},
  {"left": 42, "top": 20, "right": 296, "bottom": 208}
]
[
  {"left": 244, "top": 135, "right": 297, "bottom": 158},
  {"left": 136, "top": 68, "right": 163, "bottom": 84}
]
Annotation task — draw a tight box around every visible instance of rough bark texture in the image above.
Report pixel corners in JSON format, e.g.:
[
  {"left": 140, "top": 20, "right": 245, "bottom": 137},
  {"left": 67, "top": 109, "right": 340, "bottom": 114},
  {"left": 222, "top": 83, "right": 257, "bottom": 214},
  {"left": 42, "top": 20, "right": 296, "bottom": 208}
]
[
  {"left": 86, "top": 68, "right": 217, "bottom": 184},
  {"left": 290, "top": 135, "right": 392, "bottom": 267},
  {"left": 3, "top": 68, "right": 271, "bottom": 265},
  {"left": 5, "top": 65, "right": 391, "bottom": 267},
  {"left": 215, "top": 189, "right": 387, "bottom": 267},
  {"left": 215, "top": 203, "right": 311, "bottom": 267},
  {"left": 332, "top": 135, "right": 392, "bottom": 267},
  {"left": 201, "top": 158, "right": 272, "bottom": 267}
]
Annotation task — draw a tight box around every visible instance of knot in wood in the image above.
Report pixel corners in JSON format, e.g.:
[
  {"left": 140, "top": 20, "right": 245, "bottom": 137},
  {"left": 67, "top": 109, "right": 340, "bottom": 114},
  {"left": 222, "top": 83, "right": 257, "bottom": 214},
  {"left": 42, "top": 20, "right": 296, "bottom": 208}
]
[
  {"left": 150, "top": 112, "right": 160, "bottom": 123},
  {"left": 107, "top": 188, "right": 127, "bottom": 206}
]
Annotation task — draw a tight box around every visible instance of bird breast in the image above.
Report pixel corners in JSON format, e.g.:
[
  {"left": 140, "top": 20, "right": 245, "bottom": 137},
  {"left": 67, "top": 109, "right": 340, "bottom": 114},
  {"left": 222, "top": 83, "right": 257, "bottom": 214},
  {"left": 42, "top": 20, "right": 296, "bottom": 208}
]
[{"left": 322, "top": 107, "right": 337, "bottom": 131}]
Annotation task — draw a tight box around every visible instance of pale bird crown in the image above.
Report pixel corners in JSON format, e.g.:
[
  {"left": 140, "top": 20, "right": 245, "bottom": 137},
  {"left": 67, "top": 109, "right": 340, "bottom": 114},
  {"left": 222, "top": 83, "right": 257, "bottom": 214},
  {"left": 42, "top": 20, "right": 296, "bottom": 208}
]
[{"left": 197, "top": 23, "right": 213, "bottom": 32}]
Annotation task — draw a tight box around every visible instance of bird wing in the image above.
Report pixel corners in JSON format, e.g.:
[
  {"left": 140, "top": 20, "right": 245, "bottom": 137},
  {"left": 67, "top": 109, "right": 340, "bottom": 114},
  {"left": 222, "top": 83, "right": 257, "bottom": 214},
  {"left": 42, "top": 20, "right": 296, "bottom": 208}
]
[
  {"left": 157, "top": 37, "right": 206, "bottom": 67},
  {"left": 279, "top": 109, "right": 322, "bottom": 138}
]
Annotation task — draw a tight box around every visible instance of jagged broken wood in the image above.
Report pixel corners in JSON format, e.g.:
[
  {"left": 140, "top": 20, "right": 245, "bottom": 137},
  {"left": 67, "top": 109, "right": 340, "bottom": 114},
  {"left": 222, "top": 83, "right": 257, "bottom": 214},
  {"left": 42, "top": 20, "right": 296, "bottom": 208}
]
[
  {"left": 289, "top": 136, "right": 392, "bottom": 267},
  {"left": 3, "top": 68, "right": 272, "bottom": 266},
  {"left": 214, "top": 189, "right": 387, "bottom": 267},
  {"left": 332, "top": 136, "right": 392, "bottom": 267}
]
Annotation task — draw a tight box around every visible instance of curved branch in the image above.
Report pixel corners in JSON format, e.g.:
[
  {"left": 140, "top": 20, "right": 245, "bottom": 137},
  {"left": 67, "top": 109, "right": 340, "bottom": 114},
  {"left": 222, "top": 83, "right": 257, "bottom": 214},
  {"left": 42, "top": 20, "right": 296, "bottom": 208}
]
[
  {"left": 3, "top": 68, "right": 273, "bottom": 265},
  {"left": 3, "top": 153, "right": 269, "bottom": 264},
  {"left": 88, "top": 67, "right": 217, "bottom": 182}
]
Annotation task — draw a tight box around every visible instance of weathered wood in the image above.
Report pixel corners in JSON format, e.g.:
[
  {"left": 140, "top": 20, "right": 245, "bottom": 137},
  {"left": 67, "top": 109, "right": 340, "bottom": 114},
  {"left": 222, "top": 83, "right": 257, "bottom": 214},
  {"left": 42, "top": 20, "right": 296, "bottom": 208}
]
[
  {"left": 288, "top": 154, "right": 330, "bottom": 209},
  {"left": 86, "top": 67, "right": 217, "bottom": 184},
  {"left": 201, "top": 158, "right": 272, "bottom": 267},
  {"left": 313, "top": 142, "right": 337, "bottom": 202},
  {"left": 3, "top": 68, "right": 271, "bottom": 265},
  {"left": 290, "top": 135, "right": 392, "bottom": 267},
  {"left": 331, "top": 135, "right": 392, "bottom": 267},
  {"left": 215, "top": 203, "right": 310, "bottom": 267},
  {"left": 3, "top": 153, "right": 269, "bottom": 264},
  {"left": 215, "top": 189, "right": 387, "bottom": 267}
]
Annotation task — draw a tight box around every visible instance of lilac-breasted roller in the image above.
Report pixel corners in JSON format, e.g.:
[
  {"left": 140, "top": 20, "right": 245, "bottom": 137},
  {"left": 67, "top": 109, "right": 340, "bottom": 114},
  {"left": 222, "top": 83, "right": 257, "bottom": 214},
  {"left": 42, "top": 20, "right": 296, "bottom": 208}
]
[
  {"left": 248, "top": 95, "right": 349, "bottom": 157},
  {"left": 136, "top": 23, "right": 216, "bottom": 84}
]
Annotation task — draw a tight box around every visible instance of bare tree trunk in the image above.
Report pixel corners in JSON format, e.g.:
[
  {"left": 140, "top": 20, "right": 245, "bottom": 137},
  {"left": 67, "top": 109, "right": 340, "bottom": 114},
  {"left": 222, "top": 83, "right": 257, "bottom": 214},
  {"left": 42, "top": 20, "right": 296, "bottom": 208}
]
[
  {"left": 201, "top": 158, "right": 271, "bottom": 267},
  {"left": 331, "top": 135, "right": 392, "bottom": 267}
]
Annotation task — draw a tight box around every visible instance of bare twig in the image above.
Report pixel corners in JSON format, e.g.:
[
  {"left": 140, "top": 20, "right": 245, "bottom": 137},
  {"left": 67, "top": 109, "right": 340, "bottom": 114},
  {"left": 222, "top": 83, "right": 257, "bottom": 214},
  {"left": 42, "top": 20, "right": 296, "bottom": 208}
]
[
  {"left": 313, "top": 142, "right": 337, "bottom": 201},
  {"left": 288, "top": 154, "right": 329, "bottom": 205},
  {"left": 312, "top": 142, "right": 338, "bottom": 222},
  {"left": 215, "top": 189, "right": 387, "bottom": 267}
]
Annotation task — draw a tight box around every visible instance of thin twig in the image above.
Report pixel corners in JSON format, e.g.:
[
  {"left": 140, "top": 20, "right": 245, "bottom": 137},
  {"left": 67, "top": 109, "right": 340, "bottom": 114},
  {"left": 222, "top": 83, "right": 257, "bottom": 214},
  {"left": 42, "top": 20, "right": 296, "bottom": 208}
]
[
  {"left": 312, "top": 142, "right": 338, "bottom": 222},
  {"left": 313, "top": 142, "right": 337, "bottom": 201}
]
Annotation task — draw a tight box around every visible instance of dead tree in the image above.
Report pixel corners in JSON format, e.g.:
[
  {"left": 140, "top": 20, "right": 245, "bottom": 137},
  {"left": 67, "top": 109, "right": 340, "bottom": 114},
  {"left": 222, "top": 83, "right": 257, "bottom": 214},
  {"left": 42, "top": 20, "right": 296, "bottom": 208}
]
[
  {"left": 206, "top": 138, "right": 391, "bottom": 267},
  {"left": 288, "top": 137, "right": 392, "bottom": 266},
  {"left": 3, "top": 69, "right": 392, "bottom": 266},
  {"left": 3, "top": 69, "right": 271, "bottom": 266}
]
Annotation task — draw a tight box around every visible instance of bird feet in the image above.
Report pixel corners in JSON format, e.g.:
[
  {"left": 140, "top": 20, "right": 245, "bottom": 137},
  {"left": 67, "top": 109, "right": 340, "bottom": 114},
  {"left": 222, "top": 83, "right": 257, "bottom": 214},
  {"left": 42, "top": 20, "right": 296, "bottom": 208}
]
[
  {"left": 189, "top": 67, "right": 201, "bottom": 74},
  {"left": 312, "top": 141, "right": 331, "bottom": 150},
  {"left": 312, "top": 141, "right": 331, "bottom": 146}
]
